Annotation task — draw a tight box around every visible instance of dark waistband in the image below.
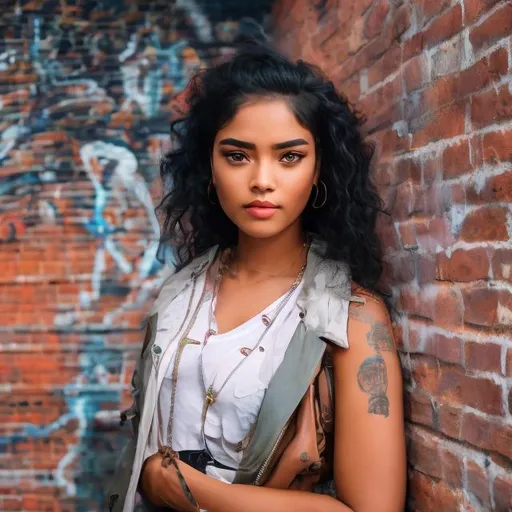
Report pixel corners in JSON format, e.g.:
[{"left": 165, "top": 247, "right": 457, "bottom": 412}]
[{"left": 177, "top": 449, "right": 236, "bottom": 474}]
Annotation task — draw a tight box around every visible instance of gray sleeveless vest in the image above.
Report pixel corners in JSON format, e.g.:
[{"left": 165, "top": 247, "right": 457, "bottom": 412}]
[{"left": 105, "top": 240, "right": 357, "bottom": 511}]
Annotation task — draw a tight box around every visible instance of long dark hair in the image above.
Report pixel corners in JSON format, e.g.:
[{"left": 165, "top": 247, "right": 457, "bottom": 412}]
[{"left": 157, "top": 44, "right": 384, "bottom": 289}]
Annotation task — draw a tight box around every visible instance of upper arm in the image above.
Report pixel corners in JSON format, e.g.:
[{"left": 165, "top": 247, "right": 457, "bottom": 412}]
[{"left": 331, "top": 289, "right": 406, "bottom": 512}]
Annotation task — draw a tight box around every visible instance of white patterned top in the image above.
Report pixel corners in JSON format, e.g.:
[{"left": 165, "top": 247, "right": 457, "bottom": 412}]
[{"left": 151, "top": 279, "right": 304, "bottom": 483}]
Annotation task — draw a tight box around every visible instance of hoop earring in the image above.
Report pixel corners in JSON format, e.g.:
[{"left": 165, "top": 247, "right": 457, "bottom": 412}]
[
  {"left": 207, "top": 180, "right": 217, "bottom": 205},
  {"left": 312, "top": 180, "right": 327, "bottom": 209}
]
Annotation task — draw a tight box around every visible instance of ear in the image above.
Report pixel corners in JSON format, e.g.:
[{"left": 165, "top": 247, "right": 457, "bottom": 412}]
[{"left": 313, "top": 156, "right": 321, "bottom": 185}]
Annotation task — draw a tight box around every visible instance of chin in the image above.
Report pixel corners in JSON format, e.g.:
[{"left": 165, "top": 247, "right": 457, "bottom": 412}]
[{"left": 236, "top": 221, "right": 287, "bottom": 240}]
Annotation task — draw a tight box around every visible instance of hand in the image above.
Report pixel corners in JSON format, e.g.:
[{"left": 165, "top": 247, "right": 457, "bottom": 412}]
[{"left": 140, "top": 452, "right": 199, "bottom": 512}]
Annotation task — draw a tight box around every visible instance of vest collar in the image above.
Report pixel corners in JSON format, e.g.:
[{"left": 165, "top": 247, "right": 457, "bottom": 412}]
[{"left": 152, "top": 238, "right": 354, "bottom": 349}]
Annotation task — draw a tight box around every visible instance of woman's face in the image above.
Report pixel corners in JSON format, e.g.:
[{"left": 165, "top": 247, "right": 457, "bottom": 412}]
[{"left": 211, "top": 97, "right": 318, "bottom": 240}]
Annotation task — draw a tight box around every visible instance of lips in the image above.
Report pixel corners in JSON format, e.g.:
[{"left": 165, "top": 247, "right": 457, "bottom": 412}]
[
  {"left": 245, "top": 200, "right": 278, "bottom": 208},
  {"left": 244, "top": 200, "right": 279, "bottom": 219}
]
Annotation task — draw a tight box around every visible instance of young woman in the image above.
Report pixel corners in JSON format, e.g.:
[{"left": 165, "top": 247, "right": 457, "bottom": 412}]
[{"left": 106, "top": 44, "right": 406, "bottom": 512}]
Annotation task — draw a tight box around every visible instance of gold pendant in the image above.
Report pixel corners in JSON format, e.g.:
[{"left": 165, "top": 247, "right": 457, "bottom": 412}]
[{"left": 205, "top": 386, "right": 216, "bottom": 406}]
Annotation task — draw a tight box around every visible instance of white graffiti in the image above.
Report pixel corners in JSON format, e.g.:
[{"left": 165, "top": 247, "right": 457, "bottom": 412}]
[{"left": 79, "top": 141, "right": 160, "bottom": 305}]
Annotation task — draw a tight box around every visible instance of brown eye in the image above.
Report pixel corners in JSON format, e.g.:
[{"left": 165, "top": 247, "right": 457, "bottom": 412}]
[
  {"left": 226, "top": 152, "right": 247, "bottom": 164},
  {"left": 281, "top": 152, "right": 303, "bottom": 164}
]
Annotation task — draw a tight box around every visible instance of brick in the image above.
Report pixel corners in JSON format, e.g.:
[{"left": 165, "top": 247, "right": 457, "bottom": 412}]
[
  {"left": 403, "top": 53, "right": 429, "bottom": 93},
  {"left": 436, "top": 248, "right": 491, "bottom": 282},
  {"left": 466, "top": 171, "right": 512, "bottom": 204},
  {"left": 443, "top": 140, "right": 473, "bottom": 179},
  {"left": 417, "top": 254, "right": 436, "bottom": 284},
  {"left": 407, "top": 324, "right": 423, "bottom": 352},
  {"left": 461, "top": 413, "right": 512, "bottom": 459},
  {"left": 341, "top": 73, "right": 360, "bottom": 102},
  {"left": 429, "top": 181, "right": 463, "bottom": 215},
  {"left": 462, "top": 285, "right": 512, "bottom": 327},
  {"left": 394, "top": 158, "right": 422, "bottom": 184},
  {"left": 364, "top": 0, "right": 390, "bottom": 39},
  {"left": 411, "top": 355, "right": 440, "bottom": 394},
  {"left": 392, "top": 181, "right": 417, "bottom": 219},
  {"left": 464, "top": 0, "right": 504, "bottom": 24},
  {"left": 492, "top": 248, "right": 512, "bottom": 282},
  {"left": 427, "top": 48, "right": 507, "bottom": 114},
  {"left": 440, "top": 448, "right": 463, "bottom": 488},
  {"left": 397, "top": 220, "right": 417, "bottom": 248},
  {"left": 424, "top": 333, "right": 463, "bottom": 365},
  {"left": 376, "top": 216, "right": 401, "bottom": 253},
  {"left": 406, "top": 391, "right": 435, "bottom": 427},
  {"left": 465, "top": 341, "right": 502, "bottom": 373},
  {"left": 398, "top": 287, "right": 432, "bottom": 320},
  {"left": 415, "top": 0, "right": 452, "bottom": 27},
  {"left": 471, "top": 133, "right": 485, "bottom": 168},
  {"left": 367, "top": 43, "right": 401, "bottom": 88},
  {"left": 400, "top": 284, "right": 465, "bottom": 327},
  {"left": 431, "top": 36, "right": 466, "bottom": 78},
  {"left": 388, "top": 3, "right": 412, "bottom": 42},
  {"left": 421, "top": 4, "right": 463, "bottom": 49},
  {"left": 408, "top": 470, "right": 463, "bottom": 511},
  {"left": 507, "top": 349, "right": 512, "bottom": 377},
  {"left": 482, "top": 128, "right": 512, "bottom": 164},
  {"left": 347, "top": 16, "right": 366, "bottom": 55},
  {"left": 472, "top": 86, "right": 512, "bottom": 128},
  {"left": 437, "top": 404, "right": 462, "bottom": 438},
  {"left": 417, "top": 216, "right": 455, "bottom": 252},
  {"left": 411, "top": 100, "right": 466, "bottom": 148},
  {"left": 437, "top": 366, "right": 503, "bottom": 415},
  {"left": 469, "top": 4, "right": 512, "bottom": 52},
  {"left": 466, "top": 460, "right": 491, "bottom": 508},
  {"left": 487, "top": 46, "right": 509, "bottom": 77},
  {"left": 335, "top": 29, "right": 393, "bottom": 83},
  {"left": 403, "top": 32, "right": 424, "bottom": 60},
  {"left": 359, "top": 75, "right": 403, "bottom": 132},
  {"left": 391, "top": 252, "right": 415, "bottom": 283},
  {"left": 422, "top": 155, "right": 440, "bottom": 184},
  {"left": 381, "top": 127, "right": 410, "bottom": 156},
  {"left": 493, "top": 474, "right": 512, "bottom": 512},
  {"left": 408, "top": 429, "right": 443, "bottom": 480},
  {"left": 459, "top": 206, "right": 509, "bottom": 242}
]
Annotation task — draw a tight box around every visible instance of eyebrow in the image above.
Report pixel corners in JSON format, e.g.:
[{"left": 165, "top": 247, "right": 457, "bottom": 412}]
[{"left": 219, "top": 138, "right": 309, "bottom": 150}]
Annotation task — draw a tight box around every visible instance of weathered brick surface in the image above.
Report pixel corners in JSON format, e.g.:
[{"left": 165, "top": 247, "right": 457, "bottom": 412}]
[
  {"left": 273, "top": 1, "right": 512, "bottom": 510},
  {"left": 0, "top": 1, "right": 271, "bottom": 510}
]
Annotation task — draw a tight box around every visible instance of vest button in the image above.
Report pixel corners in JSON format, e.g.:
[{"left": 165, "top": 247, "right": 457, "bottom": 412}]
[{"left": 152, "top": 345, "right": 162, "bottom": 355}]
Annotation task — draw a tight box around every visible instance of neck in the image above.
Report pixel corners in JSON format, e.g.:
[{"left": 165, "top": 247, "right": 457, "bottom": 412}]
[{"left": 234, "top": 224, "right": 307, "bottom": 277}]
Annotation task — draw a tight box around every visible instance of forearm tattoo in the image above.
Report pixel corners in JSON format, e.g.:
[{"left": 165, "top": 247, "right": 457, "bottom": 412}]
[{"left": 356, "top": 319, "right": 393, "bottom": 418}]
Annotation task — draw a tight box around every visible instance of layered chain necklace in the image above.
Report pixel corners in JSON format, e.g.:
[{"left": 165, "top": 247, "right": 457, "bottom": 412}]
[
  {"left": 161, "top": 243, "right": 309, "bottom": 451},
  {"left": 198, "top": 246, "right": 308, "bottom": 441}
]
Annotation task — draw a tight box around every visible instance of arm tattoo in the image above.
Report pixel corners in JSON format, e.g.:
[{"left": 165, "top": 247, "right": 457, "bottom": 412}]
[
  {"left": 356, "top": 318, "right": 393, "bottom": 417},
  {"left": 367, "top": 322, "right": 394, "bottom": 352},
  {"left": 357, "top": 356, "right": 389, "bottom": 417}
]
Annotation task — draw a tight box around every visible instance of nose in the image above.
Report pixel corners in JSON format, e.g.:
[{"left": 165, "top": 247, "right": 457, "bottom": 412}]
[{"left": 249, "top": 160, "right": 276, "bottom": 193}]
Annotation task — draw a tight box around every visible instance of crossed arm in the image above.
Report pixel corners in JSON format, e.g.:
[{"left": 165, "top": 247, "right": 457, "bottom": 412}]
[{"left": 141, "top": 289, "right": 406, "bottom": 512}]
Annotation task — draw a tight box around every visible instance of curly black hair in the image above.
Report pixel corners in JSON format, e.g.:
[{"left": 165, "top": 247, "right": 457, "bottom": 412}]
[{"left": 157, "top": 43, "right": 384, "bottom": 289}]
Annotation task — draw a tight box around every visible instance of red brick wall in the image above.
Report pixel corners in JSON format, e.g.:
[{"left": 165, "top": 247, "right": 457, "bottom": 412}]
[
  {"left": 0, "top": 1, "right": 271, "bottom": 510},
  {"left": 273, "top": 1, "right": 511, "bottom": 510}
]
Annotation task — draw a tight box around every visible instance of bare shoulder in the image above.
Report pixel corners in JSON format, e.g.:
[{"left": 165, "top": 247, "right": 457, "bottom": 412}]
[
  {"left": 332, "top": 282, "right": 401, "bottom": 419},
  {"left": 342, "top": 282, "right": 396, "bottom": 353},
  {"left": 349, "top": 283, "right": 392, "bottom": 325}
]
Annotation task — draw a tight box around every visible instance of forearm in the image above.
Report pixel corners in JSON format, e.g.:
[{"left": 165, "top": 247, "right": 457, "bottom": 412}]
[{"left": 188, "top": 471, "right": 353, "bottom": 512}]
